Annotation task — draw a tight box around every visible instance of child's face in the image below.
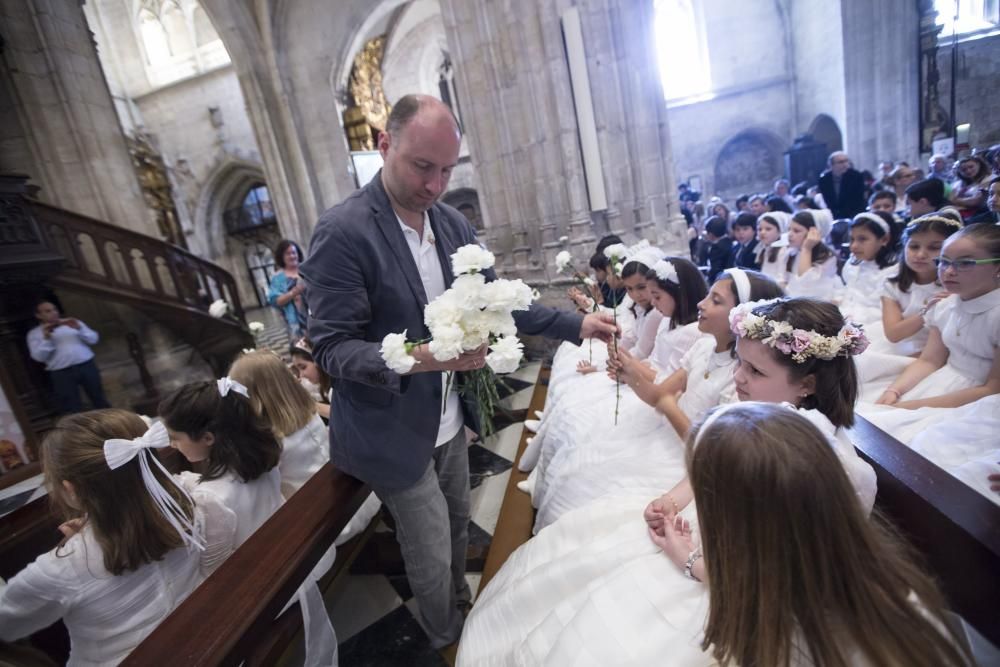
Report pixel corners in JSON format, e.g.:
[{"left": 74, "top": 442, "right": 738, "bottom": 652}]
[
  {"left": 733, "top": 337, "right": 812, "bottom": 404},
  {"left": 648, "top": 282, "right": 676, "bottom": 317},
  {"left": 869, "top": 197, "right": 895, "bottom": 214},
  {"left": 622, "top": 272, "right": 650, "bottom": 308},
  {"left": 593, "top": 267, "right": 608, "bottom": 283},
  {"left": 988, "top": 182, "right": 1000, "bottom": 213},
  {"left": 904, "top": 231, "right": 945, "bottom": 281},
  {"left": 293, "top": 357, "right": 320, "bottom": 384},
  {"left": 849, "top": 226, "right": 887, "bottom": 262},
  {"left": 787, "top": 222, "right": 808, "bottom": 249},
  {"left": 757, "top": 220, "right": 781, "bottom": 246},
  {"left": 167, "top": 427, "right": 213, "bottom": 463},
  {"left": 733, "top": 225, "right": 756, "bottom": 245},
  {"left": 606, "top": 271, "right": 624, "bottom": 289},
  {"left": 938, "top": 235, "right": 998, "bottom": 300},
  {"left": 749, "top": 199, "right": 766, "bottom": 216},
  {"left": 696, "top": 280, "right": 737, "bottom": 339}
]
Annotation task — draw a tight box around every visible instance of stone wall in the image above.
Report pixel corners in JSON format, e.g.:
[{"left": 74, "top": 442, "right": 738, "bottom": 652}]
[{"left": 934, "top": 32, "right": 1000, "bottom": 150}]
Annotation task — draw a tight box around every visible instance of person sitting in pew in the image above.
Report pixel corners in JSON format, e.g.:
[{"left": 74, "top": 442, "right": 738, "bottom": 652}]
[{"left": 0, "top": 410, "right": 236, "bottom": 665}]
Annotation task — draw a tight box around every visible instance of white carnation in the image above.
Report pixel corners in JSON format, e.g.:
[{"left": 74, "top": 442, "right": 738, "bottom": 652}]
[
  {"left": 603, "top": 243, "right": 627, "bottom": 261},
  {"left": 486, "top": 335, "right": 524, "bottom": 374},
  {"left": 451, "top": 244, "right": 495, "bottom": 274},
  {"left": 248, "top": 321, "right": 265, "bottom": 333},
  {"left": 428, "top": 324, "right": 466, "bottom": 361},
  {"left": 555, "top": 251, "right": 572, "bottom": 273},
  {"left": 583, "top": 277, "right": 596, "bottom": 287},
  {"left": 450, "top": 273, "right": 488, "bottom": 311},
  {"left": 558, "top": 235, "right": 569, "bottom": 243},
  {"left": 424, "top": 291, "right": 462, "bottom": 332},
  {"left": 483, "top": 278, "right": 534, "bottom": 313},
  {"left": 208, "top": 299, "right": 229, "bottom": 318},
  {"left": 381, "top": 330, "right": 416, "bottom": 374}
]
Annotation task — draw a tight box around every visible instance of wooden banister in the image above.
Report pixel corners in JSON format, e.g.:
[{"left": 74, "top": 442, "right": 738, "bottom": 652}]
[
  {"left": 848, "top": 416, "right": 1000, "bottom": 647},
  {"left": 124, "top": 464, "right": 369, "bottom": 666}
]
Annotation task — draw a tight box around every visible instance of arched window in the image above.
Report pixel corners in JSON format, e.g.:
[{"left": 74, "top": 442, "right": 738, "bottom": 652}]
[
  {"left": 160, "top": 1, "right": 194, "bottom": 57},
  {"left": 224, "top": 184, "right": 276, "bottom": 234},
  {"left": 138, "top": 9, "right": 171, "bottom": 66},
  {"left": 654, "top": 0, "right": 712, "bottom": 101},
  {"left": 192, "top": 6, "right": 221, "bottom": 48},
  {"left": 934, "top": 0, "right": 999, "bottom": 38}
]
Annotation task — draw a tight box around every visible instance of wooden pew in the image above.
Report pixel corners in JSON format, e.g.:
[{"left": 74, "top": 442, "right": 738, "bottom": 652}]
[
  {"left": 848, "top": 417, "right": 1000, "bottom": 648},
  {"left": 124, "top": 463, "right": 370, "bottom": 666}
]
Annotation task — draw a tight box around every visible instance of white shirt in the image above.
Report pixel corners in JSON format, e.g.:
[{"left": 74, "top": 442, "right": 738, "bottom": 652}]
[
  {"left": 396, "top": 211, "right": 464, "bottom": 446},
  {"left": 26, "top": 321, "right": 99, "bottom": 371},
  {"left": 279, "top": 414, "right": 330, "bottom": 499}
]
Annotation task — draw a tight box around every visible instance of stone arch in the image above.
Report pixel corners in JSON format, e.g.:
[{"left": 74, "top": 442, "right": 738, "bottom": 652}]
[
  {"left": 193, "top": 156, "right": 267, "bottom": 259},
  {"left": 808, "top": 114, "right": 843, "bottom": 154},
  {"left": 442, "top": 187, "right": 483, "bottom": 231},
  {"left": 713, "top": 128, "right": 787, "bottom": 197}
]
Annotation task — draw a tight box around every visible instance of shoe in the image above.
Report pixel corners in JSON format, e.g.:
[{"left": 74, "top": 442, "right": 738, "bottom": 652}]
[
  {"left": 516, "top": 479, "right": 531, "bottom": 493},
  {"left": 534, "top": 410, "right": 545, "bottom": 419},
  {"left": 524, "top": 419, "right": 541, "bottom": 433}
]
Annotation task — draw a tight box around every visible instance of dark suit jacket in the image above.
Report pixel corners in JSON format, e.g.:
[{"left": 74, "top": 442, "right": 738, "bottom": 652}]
[
  {"left": 818, "top": 168, "right": 867, "bottom": 220},
  {"left": 301, "top": 173, "right": 583, "bottom": 491},
  {"left": 731, "top": 239, "right": 760, "bottom": 270},
  {"left": 705, "top": 235, "right": 735, "bottom": 281}
]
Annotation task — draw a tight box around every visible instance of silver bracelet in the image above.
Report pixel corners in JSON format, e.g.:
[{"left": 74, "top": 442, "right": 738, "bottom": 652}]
[{"left": 684, "top": 547, "right": 703, "bottom": 582}]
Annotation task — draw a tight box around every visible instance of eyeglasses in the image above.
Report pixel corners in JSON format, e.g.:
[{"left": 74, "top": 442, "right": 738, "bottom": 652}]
[{"left": 933, "top": 257, "right": 1000, "bottom": 272}]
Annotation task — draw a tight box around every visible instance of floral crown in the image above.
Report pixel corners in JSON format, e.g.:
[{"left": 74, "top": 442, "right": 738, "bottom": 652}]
[{"left": 729, "top": 299, "right": 870, "bottom": 364}]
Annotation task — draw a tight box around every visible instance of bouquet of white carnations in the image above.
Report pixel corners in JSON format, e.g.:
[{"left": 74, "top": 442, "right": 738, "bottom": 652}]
[{"left": 380, "top": 244, "right": 535, "bottom": 435}]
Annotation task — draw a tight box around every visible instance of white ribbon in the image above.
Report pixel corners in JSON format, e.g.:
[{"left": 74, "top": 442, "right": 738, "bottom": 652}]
[
  {"left": 103, "top": 421, "right": 205, "bottom": 551},
  {"left": 853, "top": 212, "right": 890, "bottom": 236},
  {"left": 217, "top": 376, "right": 250, "bottom": 398},
  {"left": 652, "top": 259, "right": 679, "bottom": 284},
  {"left": 723, "top": 267, "right": 752, "bottom": 305}
]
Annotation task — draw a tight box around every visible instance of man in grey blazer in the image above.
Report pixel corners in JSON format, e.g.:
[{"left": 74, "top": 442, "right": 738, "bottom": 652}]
[{"left": 301, "top": 95, "right": 616, "bottom": 650}]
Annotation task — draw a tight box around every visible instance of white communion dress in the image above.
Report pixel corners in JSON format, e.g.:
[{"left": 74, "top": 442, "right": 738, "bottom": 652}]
[
  {"left": 529, "top": 336, "right": 735, "bottom": 532},
  {"left": 837, "top": 259, "right": 898, "bottom": 327},
  {"left": 865, "top": 279, "right": 944, "bottom": 357},
  {"left": 0, "top": 498, "right": 236, "bottom": 666},
  {"left": 457, "top": 409, "right": 876, "bottom": 667}
]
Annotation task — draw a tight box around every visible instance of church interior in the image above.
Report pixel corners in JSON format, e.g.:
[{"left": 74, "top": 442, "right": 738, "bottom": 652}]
[{"left": 1, "top": 0, "right": 999, "bottom": 664}]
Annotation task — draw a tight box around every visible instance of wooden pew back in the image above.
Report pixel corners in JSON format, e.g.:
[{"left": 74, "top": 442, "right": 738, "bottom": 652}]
[{"left": 849, "top": 416, "right": 1000, "bottom": 648}]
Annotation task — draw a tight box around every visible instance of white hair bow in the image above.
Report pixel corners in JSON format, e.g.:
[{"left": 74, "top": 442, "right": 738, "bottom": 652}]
[
  {"left": 217, "top": 376, "right": 249, "bottom": 398},
  {"left": 103, "top": 421, "right": 204, "bottom": 551}
]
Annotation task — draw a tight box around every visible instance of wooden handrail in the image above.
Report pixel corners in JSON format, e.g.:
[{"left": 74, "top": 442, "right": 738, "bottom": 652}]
[
  {"left": 848, "top": 416, "right": 1000, "bottom": 647},
  {"left": 124, "top": 464, "right": 369, "bottom": 666},
  {"left": 26, "top": 200, "right": 247, "bottom": 321}
]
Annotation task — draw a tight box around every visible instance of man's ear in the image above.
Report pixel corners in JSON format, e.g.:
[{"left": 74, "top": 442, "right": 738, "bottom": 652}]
[{"left": 377, "top": 130, "right": 391, "bottom": 158}]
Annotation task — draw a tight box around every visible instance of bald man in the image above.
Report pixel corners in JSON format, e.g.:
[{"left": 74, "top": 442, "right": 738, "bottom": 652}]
[
  {"left": 301, "top": 94, "right": 616, "bottom": 649},
  {"left": 818, "top": 151, "right": 867, "bottom": 219}
]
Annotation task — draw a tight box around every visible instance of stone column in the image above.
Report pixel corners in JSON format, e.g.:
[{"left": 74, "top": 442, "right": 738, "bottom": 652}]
[
  {"left": 0, "top": 0, "right": 156, "bottom": 237},
  {"left": 439, "top": 0, "right": 688, "bottom": 284}
]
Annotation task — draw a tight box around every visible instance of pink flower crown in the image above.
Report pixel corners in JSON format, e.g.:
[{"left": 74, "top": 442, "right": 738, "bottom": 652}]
[{"left": 729, "top": 299, "right": 870, "bottom": 364}]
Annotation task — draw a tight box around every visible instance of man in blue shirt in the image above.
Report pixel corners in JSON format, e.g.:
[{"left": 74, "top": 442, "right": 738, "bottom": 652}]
[{"left": 26, "top": 300, "right": 109, "bottom": 414}]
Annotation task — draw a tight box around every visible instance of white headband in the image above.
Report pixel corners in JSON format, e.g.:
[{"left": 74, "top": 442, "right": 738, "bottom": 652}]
[
  {"left": 723, "top": 268, "right": 751, "bottom": 304},
  {"left": 104, "top": 421, "right": 204, "bottom": 550},
  {"left": 652, "top": 259, "right": 678, "bottom": 284},
  {"left": 217, "top": 376, "right": 249, "bottom": 398},
  {"left": 853, "top": 212, "right": 890, "bottom": 236}
]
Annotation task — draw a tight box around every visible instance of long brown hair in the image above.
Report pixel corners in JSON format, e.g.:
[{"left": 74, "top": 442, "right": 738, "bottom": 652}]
[
  {"left": 158, "top": 381, "right": 281, "bottom": 483},
  {"left": 688, "top": 403, "right": 971, "bottom": 667},
  {"left": 229, "top": 351, "right": 315, "bottom": 438},
  {"left": 42, "top": 410, "right": 193, "bottom": 575}
]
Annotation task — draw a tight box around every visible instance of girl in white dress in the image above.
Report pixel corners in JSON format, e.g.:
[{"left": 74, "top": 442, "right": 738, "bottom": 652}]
[
  {"left": 525, "top": 269, "right": 784, "bottom": 532},
  {"left": 838, "top": 211, "right": 899, "bottom": 326},
  {"left": 517, "top": 255, "right": 706, "bottom": 477},
  {"left": 653, "top": 403, "right": 970, "bottom": 667},
  {"left": 756, "top": 211, "right": 792, "bottom": 286},
  {"left": 873, "top": 222, "right": 1000, "bottom": 409},
  {"left": 785, "top": 209, "right": 841, "bottom": 300},
  {"left": 290, "top": 337, "right": 332, "bottom": 420},
  {"left": 229, "top": 351, "right": 381, "bottom": 541},
  {"left": 158, "top": 378, "right": 284, "bottom": 546},
  {"left": 0, "top": 410, "right": 235, "bottom": 666},
  {"left": 458, "top": 299, "right": 880, "bottom": 667},
  {"left": 874, "top": 215, "right": 959, "bottom": 356}
]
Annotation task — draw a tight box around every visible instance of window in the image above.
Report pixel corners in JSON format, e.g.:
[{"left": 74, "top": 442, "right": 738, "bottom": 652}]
[
  {"left": 654, "top": 0, "right": 711, "bottom": 101},
  {"left": 935, "top": 0, "right": 1000, "bottom": 38},
  {"left": 134, "top": 0, "right": 231, "bottom": 87}
]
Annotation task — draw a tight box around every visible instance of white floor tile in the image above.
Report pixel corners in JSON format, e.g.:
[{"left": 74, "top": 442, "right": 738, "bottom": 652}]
[
  {"left": 469, "top": 469, "right": 511, "bottom": 535},
  {"left": 482, "top": 423, "right": 522, "bottom": 462}
]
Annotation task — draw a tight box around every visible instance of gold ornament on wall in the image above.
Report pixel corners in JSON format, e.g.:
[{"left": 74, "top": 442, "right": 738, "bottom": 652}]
[{"left": 344, "top": 35, "right": 392, "bottom": 151}]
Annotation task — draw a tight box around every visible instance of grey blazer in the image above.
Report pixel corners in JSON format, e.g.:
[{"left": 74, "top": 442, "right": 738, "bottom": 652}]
[{"left": 301, "top": 173, "right": 583, "bottom": 491}]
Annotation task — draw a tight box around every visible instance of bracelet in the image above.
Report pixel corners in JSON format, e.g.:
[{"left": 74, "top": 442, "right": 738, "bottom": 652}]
[
  {"left": 684, "top": 547, "right": 703, "bottom": 582},
  {"left": 665, "top": 493, "right": 680, "bottom": 515}
]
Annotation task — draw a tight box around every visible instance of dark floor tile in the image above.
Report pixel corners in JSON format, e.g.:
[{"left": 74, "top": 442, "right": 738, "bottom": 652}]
[
  {"left": 338, "top": 605, "right": 447, "bottom": 667},
  {"left": 386, "top": 574, "right": 412, "bottom": 601},
  {"left": 468, "top": 444, "right": 513, "bottom": 489},
  {"left": 467, "top": 519, "right": 492, "bottom": 548}
]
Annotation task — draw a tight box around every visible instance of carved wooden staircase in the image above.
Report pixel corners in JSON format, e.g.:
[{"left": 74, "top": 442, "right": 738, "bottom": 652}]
[{"left": 0, "top": 174, "right": 254, "bottom": 457}]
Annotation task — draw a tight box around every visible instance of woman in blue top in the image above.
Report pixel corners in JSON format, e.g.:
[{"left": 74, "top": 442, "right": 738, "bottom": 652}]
[{"left": 267, "top": 239, "right": 307, "bottom": 338}]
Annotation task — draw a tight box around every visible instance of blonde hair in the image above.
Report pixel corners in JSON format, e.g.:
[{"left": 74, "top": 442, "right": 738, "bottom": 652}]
[
  {"left": 229, "top": 351, "right": 315, "bottom": 438},
  {"left": 687, "top": 403, "right": 970, "bottom": 667},
  {"left": 42, "top": 409, "right": 193, "bottom": 575}
]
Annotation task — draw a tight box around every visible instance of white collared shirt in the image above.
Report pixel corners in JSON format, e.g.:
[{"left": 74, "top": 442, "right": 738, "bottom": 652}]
[
  {"left": 26, "top": 321, "right": 99, "bottom": 371},
  {"left": 396, "top": 211, "right": 464, "bottom": 446}
]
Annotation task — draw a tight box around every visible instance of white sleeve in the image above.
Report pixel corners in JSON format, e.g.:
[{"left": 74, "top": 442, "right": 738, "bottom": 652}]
[
  {"left": 631, "top": 309, "right": 664, "bottom": 360},
  {"left": 0, "top": 553, "right": 72, "bottom": 641},
  {"left": 76, "top": 321, "right": 99, "bottom": 345},
  {"left": 26, "top": 328, "right": 55, "bottom": 364},
  {"left": 192, "top": 488, "right": 238, "bottom": 576}
]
